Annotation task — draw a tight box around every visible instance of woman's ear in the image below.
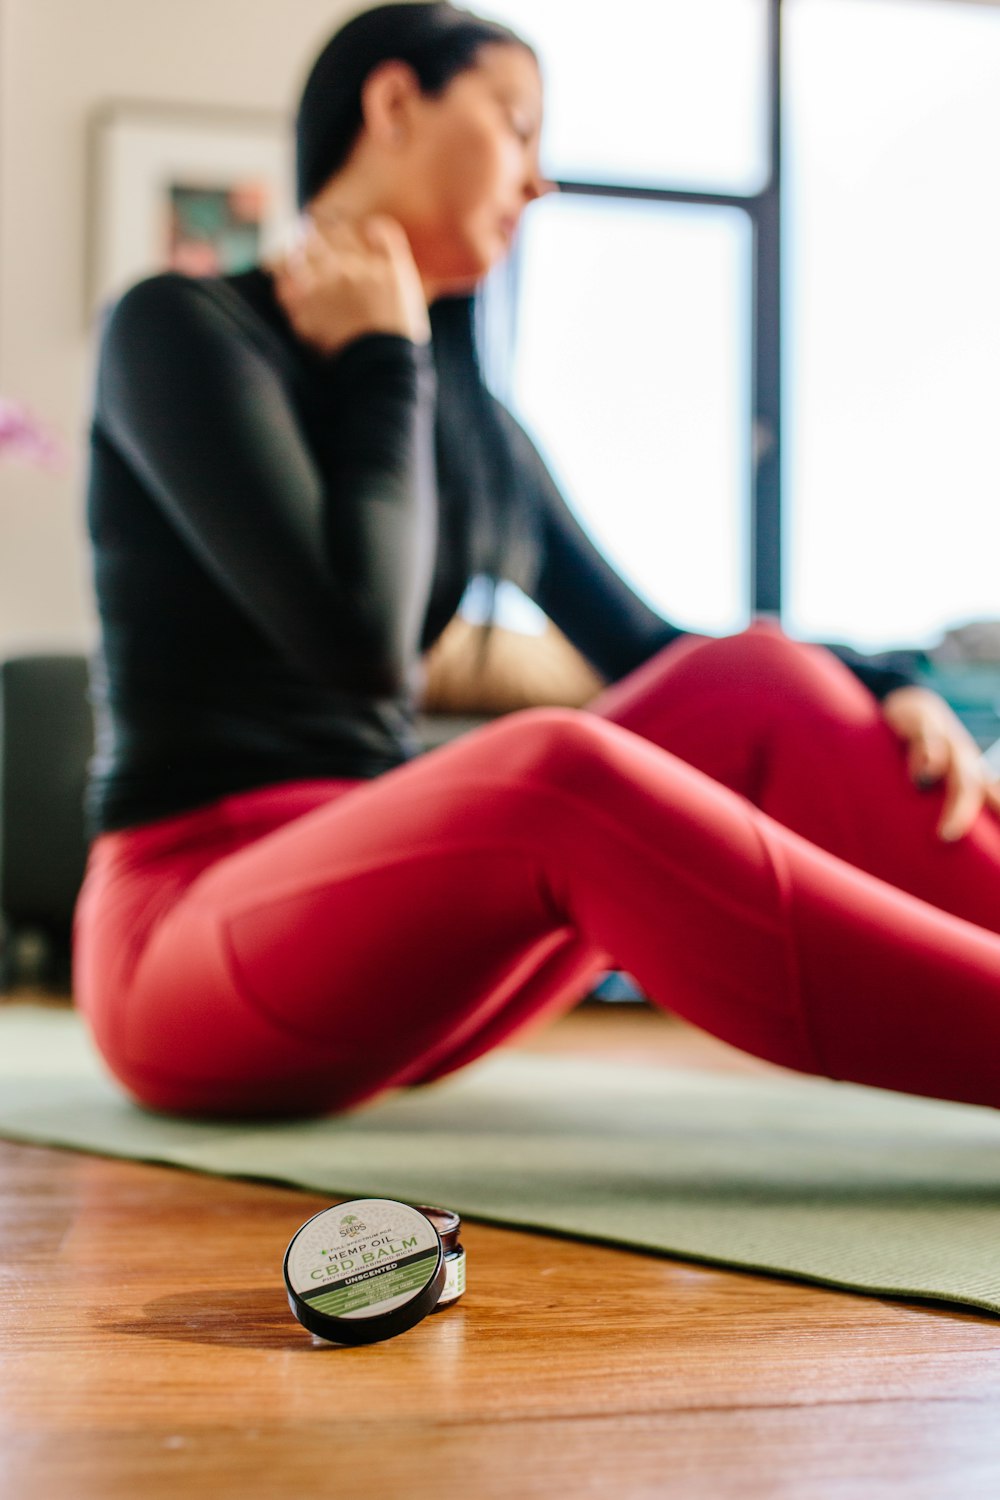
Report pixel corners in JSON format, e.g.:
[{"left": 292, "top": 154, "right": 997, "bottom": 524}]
[{"left": 359, "top": 60, "right": 423, "bottom": 149}]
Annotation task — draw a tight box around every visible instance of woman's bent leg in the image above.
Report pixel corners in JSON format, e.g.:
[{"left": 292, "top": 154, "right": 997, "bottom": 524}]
[
  {"left": 589, "top": 621, "right": 1000, "bottom": 934},
  {"left": 76, "top": 709, "right": 1000, "bottom": 1118}
]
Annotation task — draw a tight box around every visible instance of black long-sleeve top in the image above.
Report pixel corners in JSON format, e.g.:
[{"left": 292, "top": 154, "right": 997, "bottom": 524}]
[{"left": 85, "top": 268, "right": 915, "bottom": 833}]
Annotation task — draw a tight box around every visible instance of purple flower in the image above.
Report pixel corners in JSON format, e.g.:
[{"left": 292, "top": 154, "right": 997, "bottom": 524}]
[{"left": 0, "top": 397, "right": 65, "bottom": 471}]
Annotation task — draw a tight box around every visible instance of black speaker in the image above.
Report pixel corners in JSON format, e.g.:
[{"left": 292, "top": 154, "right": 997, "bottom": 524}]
[{"left": 0, "top": 655, "right": 94, "bottom": 988}]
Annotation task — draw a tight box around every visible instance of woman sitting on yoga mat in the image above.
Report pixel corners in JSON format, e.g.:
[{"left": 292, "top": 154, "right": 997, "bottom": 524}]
[{"left": 75, "top": 1, "right": 1000, "bottom": 1118}]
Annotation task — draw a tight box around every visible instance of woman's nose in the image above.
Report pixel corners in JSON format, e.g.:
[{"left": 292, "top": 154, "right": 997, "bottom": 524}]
[{"left": 524, "top": 170, "right": 557, "bottom": 205}]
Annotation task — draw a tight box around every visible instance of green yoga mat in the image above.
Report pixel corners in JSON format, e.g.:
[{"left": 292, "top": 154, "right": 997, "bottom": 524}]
[{"left": 2, "top": 1004, "right": 1000, "bottom": 1316}]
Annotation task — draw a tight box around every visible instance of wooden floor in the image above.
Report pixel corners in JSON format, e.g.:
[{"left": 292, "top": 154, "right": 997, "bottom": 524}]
[{"left": 3, "top": 1000, "right": 1000, "bottom": 1499}]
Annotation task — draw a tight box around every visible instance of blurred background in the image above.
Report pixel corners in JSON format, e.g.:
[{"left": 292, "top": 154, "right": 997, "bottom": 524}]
[
  {"left": 2, "top": 0, "right": 1000, "bottom": 990},
  {"left": 1, "top": 0, "right": 999, "bottom": 662}
]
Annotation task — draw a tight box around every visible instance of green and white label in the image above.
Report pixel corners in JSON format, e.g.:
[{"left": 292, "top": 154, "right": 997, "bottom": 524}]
[
  {"left": 439, "top": 1250, "right": 466, "bottom": 1306},
  {"left": 286, "top": 1199, "right": 441, "bottom": 1321}
]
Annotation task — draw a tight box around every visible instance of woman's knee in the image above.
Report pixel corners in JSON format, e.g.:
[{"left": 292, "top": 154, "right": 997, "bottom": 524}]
[
  {"left": 683, "top": 620, "right": 873, "bottom": 716},
  {"left": 698, "top": 619, "right": 808, "bottom": 675},
  {"left": 462, "top": 705, "right": 626, "bottom": 788}
]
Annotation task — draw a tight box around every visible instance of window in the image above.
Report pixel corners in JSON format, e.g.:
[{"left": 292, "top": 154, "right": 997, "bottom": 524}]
[
  {"left": 482, "top": 0, "right": 770, "bottom": 194},
  {"left": 479, "top": 0, "right": 1000, "bottom": 654},
  {"left": 509, "top": 194, "right": 751, "bottom": 636},
  {"left": 476, "top": 0, "right": 767, "bottom": 635},
  {"left": 785, "top": 0, "right": 1000, "bottom": 651}
]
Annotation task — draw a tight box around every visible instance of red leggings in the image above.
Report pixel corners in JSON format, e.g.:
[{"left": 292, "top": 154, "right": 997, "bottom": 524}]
[{"left": 73, "top": 622, "right": 1000, "bottom": 1117}]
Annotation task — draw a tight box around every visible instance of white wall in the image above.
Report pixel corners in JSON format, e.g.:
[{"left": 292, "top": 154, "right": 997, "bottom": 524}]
[{"left": 0, "top": 0, "right": 363, "bottom": 656}]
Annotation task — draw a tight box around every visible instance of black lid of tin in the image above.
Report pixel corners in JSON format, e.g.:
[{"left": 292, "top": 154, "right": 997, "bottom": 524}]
[{"left": 283, "top": 1198, "right": 446, "bottom": 1346}]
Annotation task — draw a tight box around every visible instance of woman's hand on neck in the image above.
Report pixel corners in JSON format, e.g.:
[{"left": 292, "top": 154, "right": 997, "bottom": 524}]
[
  {"left": 304, "top": 161, "right": 481, "bottom": 307},
  {"left": 305, "top": 173, "right": 449, "bottom": 306},
  {"left": 270, "top": 206, "right": 432, "bottom": 355}
]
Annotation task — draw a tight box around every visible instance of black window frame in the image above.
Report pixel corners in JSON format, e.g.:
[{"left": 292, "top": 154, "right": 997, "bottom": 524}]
[{"left": 499, "top": 0, "right": 783, "bottom": 618}]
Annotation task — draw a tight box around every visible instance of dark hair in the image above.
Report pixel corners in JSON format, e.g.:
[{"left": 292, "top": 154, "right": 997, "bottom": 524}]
[
  {"left": 296, "top": 3, "right": 541, "bottom": 621},
  {"left": 296, "top": 2, "right": 534, "bottom": 209}
]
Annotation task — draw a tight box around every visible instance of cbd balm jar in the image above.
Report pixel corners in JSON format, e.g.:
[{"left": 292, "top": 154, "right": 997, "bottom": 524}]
[
  {"left": 284, "top": 1197, "right": 446, "bottom": 1346},
  {"left": 417, "top": 1205, "right": 466, "bottom": 1312}
]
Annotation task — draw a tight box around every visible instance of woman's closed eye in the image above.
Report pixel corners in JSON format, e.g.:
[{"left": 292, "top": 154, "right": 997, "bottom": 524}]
[{"left": 498, "top": 97, "right": 538, "bottom": 143}]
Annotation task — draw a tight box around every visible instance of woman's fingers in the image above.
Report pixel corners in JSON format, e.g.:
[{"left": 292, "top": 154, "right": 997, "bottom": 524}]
[
  {"left": 907, "top": 730, "right": 949, "bottom": 786},
  {"left": 937, "top": 755, "right": 986, "bottom": 842},
  {"left": 984, "top": 778, "right": 1000, "bottom": 819},
  {"left": 359, "top": 213, "right": 415, "bottom": 260},
  {"left": 356, "top": 213, "right": 397, "bottom": 252},
  {"left": 311, "top": 215, "right": 396, "bottom": 266},
  {"left": 905, "top": 728, "right": 982, "bottom": 842},
  {"left": 881, "top": 684, "right": 1000, "bottom": 842},
  {"left": 269, "top": 211, "right": 428, "bottom": 352}
]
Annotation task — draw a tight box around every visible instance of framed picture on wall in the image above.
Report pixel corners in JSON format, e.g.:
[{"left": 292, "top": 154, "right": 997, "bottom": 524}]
[{"left": 87, "top": 101, "right": 296, "bottom": 318}]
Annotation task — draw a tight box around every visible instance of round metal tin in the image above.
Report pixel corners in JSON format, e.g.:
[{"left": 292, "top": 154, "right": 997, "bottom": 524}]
[{"left": 283, "top": 1197, "right": 446, "bottom": 1346}]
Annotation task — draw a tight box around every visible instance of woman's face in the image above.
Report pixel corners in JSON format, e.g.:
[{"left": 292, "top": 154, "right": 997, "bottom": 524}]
[{"left": 394, "top": 43, "right": 547, "bottom": 289}]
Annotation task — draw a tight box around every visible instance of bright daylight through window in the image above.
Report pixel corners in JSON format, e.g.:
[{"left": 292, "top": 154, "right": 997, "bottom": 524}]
[{"left": 478, "top": 0, "right": 1000, "bottom": 654}]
